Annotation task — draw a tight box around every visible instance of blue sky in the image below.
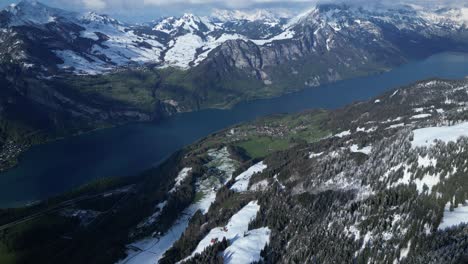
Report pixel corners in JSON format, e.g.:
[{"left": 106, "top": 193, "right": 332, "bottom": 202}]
[{"left": 0, "top": 0, "right": 465, "bottom": 22}]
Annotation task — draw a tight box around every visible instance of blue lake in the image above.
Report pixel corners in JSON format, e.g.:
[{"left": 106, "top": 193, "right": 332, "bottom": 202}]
[{"left": 1, "top": 52, "right": 468, "bottom": 208}]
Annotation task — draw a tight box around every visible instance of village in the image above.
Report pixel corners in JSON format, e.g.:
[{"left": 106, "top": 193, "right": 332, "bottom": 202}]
[{"left": 0, "top": 140, "right": 26, "bottom": 172}]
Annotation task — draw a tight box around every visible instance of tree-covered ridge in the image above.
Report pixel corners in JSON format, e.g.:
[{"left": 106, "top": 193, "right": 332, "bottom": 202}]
[{"left": 137, "top": 78, "right": 468, "bottom": 264}]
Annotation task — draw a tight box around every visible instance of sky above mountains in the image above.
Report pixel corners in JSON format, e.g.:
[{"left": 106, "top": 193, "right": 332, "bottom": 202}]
[{"left": 0, "top": 0, "right": 466, "bottom": 22}]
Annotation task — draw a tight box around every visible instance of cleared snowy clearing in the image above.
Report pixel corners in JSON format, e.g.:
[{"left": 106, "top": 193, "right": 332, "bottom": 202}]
[
  {"left": 231, "top": 162, "right": 268, "bottom": 192},
  {"left": 350, "top": 144, "right": 372, "bottom": 155},
  {"left": 223, "top": 227, "right": 271, "bottom": 264},
  {"left": 412, "top": 122, "right": 468, "bottom": 148},
  {"left": 439, "top": 201, "right": 468, "bottom": 230}
]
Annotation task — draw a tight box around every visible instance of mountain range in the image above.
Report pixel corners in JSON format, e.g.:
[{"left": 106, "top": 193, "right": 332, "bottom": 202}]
[{"left": 0, "top": 1, "right": 468, "bottom": 168}]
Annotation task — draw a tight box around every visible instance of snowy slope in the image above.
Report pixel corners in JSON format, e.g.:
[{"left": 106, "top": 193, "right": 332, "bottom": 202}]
[
  {"left": 411, "top": 122, "right": 468, "bottom": 148},
  {"left": 185, "top": 200, "right": 270, "bottom": 264},
  {"left": 223, "top": 227, "right": 271, "bottom": 264},
  {"left": 118, "top": 147, "right": 239, "bottom": 264},
  {"left": 231, "top": 162, "right": 268, "bottom": 192}
]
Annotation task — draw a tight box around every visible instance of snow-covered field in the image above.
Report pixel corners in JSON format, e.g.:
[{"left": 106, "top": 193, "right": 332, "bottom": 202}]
[
  {"left": 439, "top": 201, "right": 468, "bottom": 230},
  {"left": 412, "top": 122, "right": 468, "bottom": 148},
  {"left": 231, "top": 162, "right": 268, "bottom": 192},
  {"left": 185, "top": 201, "right": 271, "bottom": 263},
  {"left": 54, "top": 50, "right": 111, "bottom": 75}
]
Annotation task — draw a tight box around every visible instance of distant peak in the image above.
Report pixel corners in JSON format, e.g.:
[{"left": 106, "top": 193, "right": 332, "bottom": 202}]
[
  {"left": 211, "top": 8, "right": 291, "bottom": 22},
  {"left": 12, "top": 0, "right": 44, "bottom": 9},
  {"left": 81, "top": 11, "right": 121, "bottom": 25},
  {"left": 182, "top": 13, "right": 195, "bottom": 18},
  {"left": 4, "top": 0, "right": 75, "bottom": 26},
  {"left": 181, "top": 13, "right": 202, "bottom": 22}
]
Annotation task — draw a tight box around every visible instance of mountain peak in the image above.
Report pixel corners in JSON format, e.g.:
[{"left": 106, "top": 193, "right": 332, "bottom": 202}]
[
  {"left": 81, "top": 11, "right": 121, "bottom": 26},
  {"left": 153, "top": 13, "right": 212, "bottom": 35},
  {"left": 211, "top": 8, "right": 293, "bottom": 23},
  {"left": 7, "top": 0, "right": 49, "bottom": 13},
  {"left": 4, "top": 0, "right": 75, "bottom": 26}
]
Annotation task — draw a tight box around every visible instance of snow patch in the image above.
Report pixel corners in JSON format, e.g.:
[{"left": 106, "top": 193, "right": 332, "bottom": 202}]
[
  {"left": 252, "top": 29, "right": 295, "bottom": 45},
  {"left": 386, "top": 123, "right": 405, "bottom": 130},
  {"left": 309, "top": 152, "right": 324, "bottom": 158},
  {"left": 334, "top": 130, "right": 351, "bottom": 138},
  {"left": 185, "top": 201, "right": 269, "bottom": 263},
  {"left": 357, "top": 127, "right": 377, "bottom": 133},
  {"left": 390, "top": 90, "right": 399, "bottom": 98},
  {"left": 399, "top": 240, "right": 411, "bottom": 261},
  {"left": 170, "top": 168, "right": 192, "bottom": 193},
  {"left": 410, "top": 113, "right": 431, "bottom": 119}
]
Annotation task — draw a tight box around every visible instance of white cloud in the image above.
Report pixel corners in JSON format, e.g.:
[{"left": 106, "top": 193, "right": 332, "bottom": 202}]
[{"left": 82, "top": 0, "right": 106, "bottom": 9}]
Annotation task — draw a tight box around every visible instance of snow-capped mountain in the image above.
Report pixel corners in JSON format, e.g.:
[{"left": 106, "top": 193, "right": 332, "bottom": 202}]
[
  {"left": 0, "top": 1, "right": 167, "bottom": 74},
  {"left": 153, "top": 13, "right": 214, "bottom": 35},
  {"left": 211, "top": 8, "right": 292, "bottom": 23},
  {"left": 1, "top": 1, "right": 467, "bottom": 76}
]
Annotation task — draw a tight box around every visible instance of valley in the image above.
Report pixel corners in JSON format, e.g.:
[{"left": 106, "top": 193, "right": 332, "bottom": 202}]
[
  {"left": 1, "top": 1, "right": 468, "bottom": 263},
  {"left": 0, "top": 52, "right": 467, "bottom": 208}
]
